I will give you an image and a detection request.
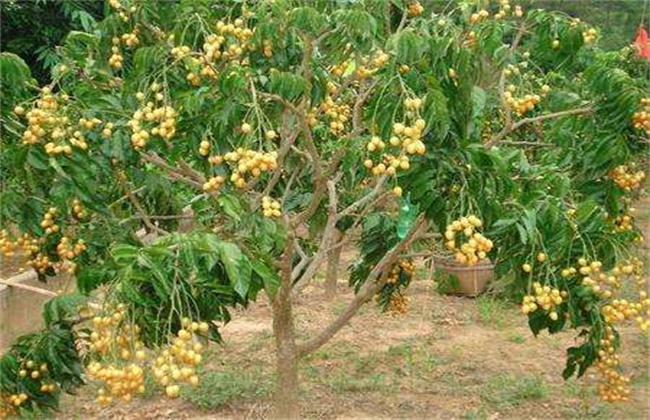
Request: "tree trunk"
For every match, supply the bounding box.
[272,238,300,419]
[324,229,343,300]
[272,300,299,419]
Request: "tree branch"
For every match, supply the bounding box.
[292,179,339,292]
[485,107,592,149]
[117,172,168,235]
[142,152,204,189]
[297,216,428,356]
[340,176,388,217]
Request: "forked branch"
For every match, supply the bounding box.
[297,215,428,356]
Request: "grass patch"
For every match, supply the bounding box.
[182,369,272,408]
[507,332,526,344]
[475,295,514,329]
[480,374,547,409]
[325,370,391,393]
[463,406,489,420]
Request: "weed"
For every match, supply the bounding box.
[480,374,547,409]
[463,406,489,420]
[182,369,272,408]
[507,332,526,344]
[325,370,390,393]
[475,295,513,329]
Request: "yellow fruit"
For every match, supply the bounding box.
[392,186,403,197]
[522,263,532,273]
[165,385,180,398]
[537,252,547,262]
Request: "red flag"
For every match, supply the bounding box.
[634,26,650,61]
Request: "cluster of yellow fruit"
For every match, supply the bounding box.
[577,258,649,328]
[87,362,145,404]
[19,87,64,146]
[392,119,427,155]
[86,305,147,404]
[261,196,282,218]
[213,19,253,60]
[174,18,253,85]
[602,297,650,331]
[121,31,140,48]
[582,27,598,44]
[40,207,60,236]
[354,50,391,79]
[469,9,490,24]
[170,44,192,60]
[407,1,424,17]
[17,87,109,155]
[56,237,86,261]
[503,84,542,116]
[362,111,427,177]
[0,231,38,258]
[0,393,28,416]
[70,198,88,219]
[321,94,351,135]
[493,0,523,19]
[608,165,646,191]
[152,319,209,398]
[614,213,634,232]
[363,152,410,177]
[56,129,88,153]
[521,282,567,320]
[108,0,134,22]
[0,361,57,416]
[198,140,211,157]
[330,61,349,77]
[632,98,650,135]
[444,216,493,266]
[595,325,630,402]
[18,360,50,381]
[222,148,278,188]
[27,253,54,275]
[387,293,409,315]
[128,87,177,148]
[386,259,416,285]
[109,38,124,69]
[404,97,423,111]
[89,312,145,357]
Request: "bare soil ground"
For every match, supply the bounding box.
[56,278,649,419]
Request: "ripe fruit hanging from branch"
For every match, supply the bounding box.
[0,1,648,418]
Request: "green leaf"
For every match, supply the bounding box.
[42,293,88,326]
[215,242,252,299]
[251,259,279,297]
[471,86,487,120]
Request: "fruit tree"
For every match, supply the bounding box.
[0,0,648,418]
